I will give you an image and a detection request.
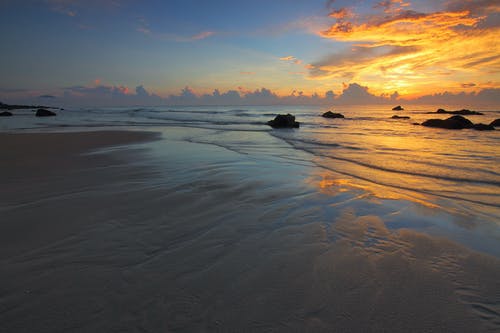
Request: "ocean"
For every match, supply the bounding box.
[1,104,500,331]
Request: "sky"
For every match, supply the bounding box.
[0,0,499,106]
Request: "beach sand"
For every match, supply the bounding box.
[0,131,160,259]
[1,129,499,332]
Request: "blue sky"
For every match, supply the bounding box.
[1,1,330,92]
[0,0,499,105]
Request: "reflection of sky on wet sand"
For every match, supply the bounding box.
[306,170,500,259]
[2,128,500,332]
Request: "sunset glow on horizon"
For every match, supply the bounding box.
[0,0,498,106]
[314,0,500,97]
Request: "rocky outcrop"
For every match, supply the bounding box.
[35,108,57,117]
[267,114,299,128]
[490,119,500,127]
[433,108,483,115]
[322,111,344,119]
[391,115,410,119]
[392,105,404,111]
[422,115,494,130]
[422,115,473,129]
[0,111,13,116]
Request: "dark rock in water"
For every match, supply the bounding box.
[422,119,458,129]
[1,102,54,110]
[422,115,473,129]
[456,109,483,115]
[421,115,493,131]
[473,123,495,131]
[391,115,410,119]
[392,105,404,111]
[36,108,56,117]
[447,115,474,127]
[490,119,500,127]
[412,122,420,125]
[267,114,299,128]
[435,108,483,115]
[322,111,344,119]
[0,111,13,116]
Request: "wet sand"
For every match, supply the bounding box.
[0,131,160,259]
[1,129,499,332]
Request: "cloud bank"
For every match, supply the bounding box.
[2,83,499,107]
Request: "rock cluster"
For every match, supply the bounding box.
[432,108,483,115]
[422,115,494,130]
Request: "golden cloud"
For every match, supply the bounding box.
[280,55,304,65]
[312,1,500,96]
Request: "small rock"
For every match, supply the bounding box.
[322,111,345,119]
[490,119,500,127]
[392,105,404,111]
[267,114,299,128]
[35,108,56,117]
[391,115,410,119]
[0,111,13,116]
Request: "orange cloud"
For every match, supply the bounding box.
[329,8,352,19]
[311,1,500,96]
[322,11,481,44]
[280,55,303,65]
[374,0,410,14]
